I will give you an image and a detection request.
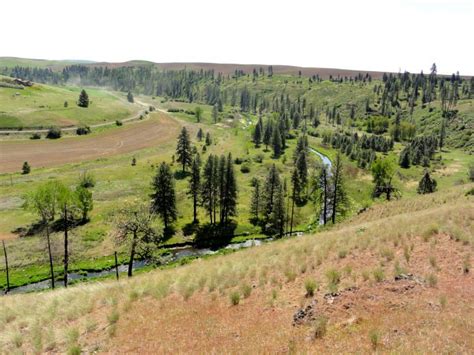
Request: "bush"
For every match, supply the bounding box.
[369,329,380,350]
[230,291,240,305]
[234,157,244,165]
[46,126,61,139]
[115,120,123,126]
[30,133,41,140]
[427,273,438,287]
[304,278,318,297]
[21,161,31,175]
[312,316,328,339]
[254,154,264,163]
[373,267,385,282]
[240,164,250,173]
[241,283,252,298]
[79,171,95,188]
[76,126,91,135]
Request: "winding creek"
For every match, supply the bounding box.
[4,149,332,295]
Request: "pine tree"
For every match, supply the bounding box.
[212,104,218,123]
[78,89,89,108]
[331,154,349,223]
[439,118,446,151]
[188,154,201,223]
[263,164,281,222]
[263,120,273,150]
[272,124,282,158]
[127,91,134,103]
[417,171,437,194]
[195,106,203,123]
[176,127,192,172]
[205,132,212,146]
[399,147,411,169]
[197,128,203,142]
[201,155,219,224]
[221,153,237,223]
[253,117,263,147]
[270,184,286,238]
[250,178,261,223]
[151,162,177,234]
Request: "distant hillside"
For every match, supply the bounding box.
[0,57,96,69]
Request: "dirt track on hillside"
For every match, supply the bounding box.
[0,112,180,173]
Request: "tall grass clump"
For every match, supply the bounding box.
[304,278,318,297]
[325,268,341,293]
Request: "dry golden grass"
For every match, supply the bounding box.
[0,184,472,353]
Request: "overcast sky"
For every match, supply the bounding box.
[2,0,473,74]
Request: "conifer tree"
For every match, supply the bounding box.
[253,117,263,147]
[197,128,203,142]
[151,162,177,234]
[127,91,134,103]
[272,124,282,158]
[263,120,273,150]
[263,164,281,222]
[270,184,286,238]
[78,89,89,108]
[212,104,218,123]
[205,132,212,146]
[176,127,192,172]
[201,155,219,224]
[250,178,261,223]
[188,154,201,223]
[331,154,349,223]
[417,171,437,194]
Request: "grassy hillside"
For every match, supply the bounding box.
[0,77,139,129]
[0,57,94,69]
[0,184,471,353]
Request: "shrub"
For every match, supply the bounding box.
[369,329,380,350]
[304,279,318,297]
[241,284,252,298]
[240,164,250,173]
[30,132,41,140]
[76,126,91,135]
[79,171,95,188]
[373,267,385,282]
[46,126,61,139]
[285,269,297,282]
[21,161,31,175]
[254,154,264,163]
[427,273,437,287]
[230,291,240,305]
[325,268,341,286]
[115,120,123,126]
[338,249,347,259]
[312,316,328,339]
[234,157,244,165]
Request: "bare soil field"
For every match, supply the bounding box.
[0,112,180,173]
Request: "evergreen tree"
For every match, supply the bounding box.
[417,171,437,194]
[78,89,89,108]
[263,120,273,150]
[270,184,286,238]
[201,155,219,224]
[188,154,201,223]
[197,128,203,142]
[399,147,411,168]
[313,165,330,225]
[205,132,212,146]
[176,127,192,172]
[263,164,281,222]
[272,124,282,158]
[151,162,177,234]
[371,158,399,201]
[253,117,263,147]
[331,154,349,223]
[212,104,218,123]
[195,106,203,123]
[250,178,261,223]
[220,153,237,223]
[127,91,134,103]
[439,118,446,151]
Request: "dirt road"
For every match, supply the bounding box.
[0,112,180,173]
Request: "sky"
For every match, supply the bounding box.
[2,0,473,75]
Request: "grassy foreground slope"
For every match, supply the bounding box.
[0,184,472,353]
[0,76,138,129]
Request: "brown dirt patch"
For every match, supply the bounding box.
[0,112,181,173]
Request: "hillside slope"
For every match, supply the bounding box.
[0,184,472,353]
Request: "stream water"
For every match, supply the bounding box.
[5,149,333,296]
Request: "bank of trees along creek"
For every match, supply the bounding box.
[3,62,469,293]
